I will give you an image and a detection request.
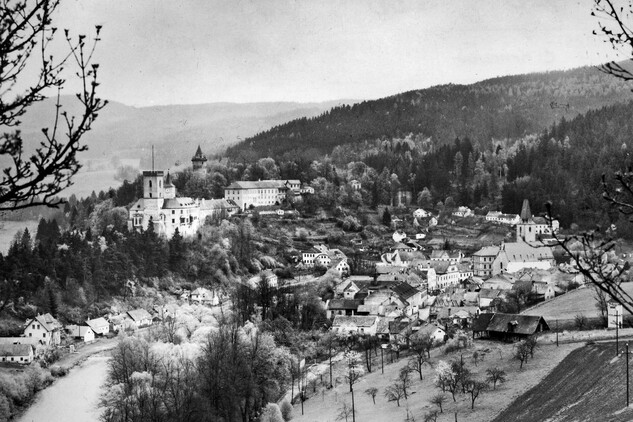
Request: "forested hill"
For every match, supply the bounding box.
[226,65,633,161]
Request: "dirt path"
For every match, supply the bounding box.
[55,337,118,368]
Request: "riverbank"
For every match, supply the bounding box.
[18,353,111,422]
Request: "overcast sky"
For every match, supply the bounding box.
[50,0,618,106]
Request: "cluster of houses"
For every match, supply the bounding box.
[321,199,571,345]
[300,244,351,275]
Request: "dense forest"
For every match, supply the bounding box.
[226,65,633,161]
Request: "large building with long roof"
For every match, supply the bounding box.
[224,179,301,210]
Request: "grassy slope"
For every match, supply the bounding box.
[522,284,633,320]
[493,342,633,422]
[292,341,580,422]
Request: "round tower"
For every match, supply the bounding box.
[192,145,207,174]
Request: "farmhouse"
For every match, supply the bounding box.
[66,325,95,343]
[24,313,62,347]
[0,344,34,364]
[86,317,110,336]
[127,309,153,328]
[331,315,378,336]
[472,313,549,341]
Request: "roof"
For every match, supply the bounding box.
[428,261,450,274]
[327,299,362,310]
[27,313,61,332]
[162,197,197,209]
[332,315,378,328]
[0,344,32,357]
[501,242,554,262]
[127,309,152,322]
[225,180,295,190]
[67,325,93,338]
[471,313,495,332]
[485,313,549,335]
[479,288,502,299]
[200,199,240,210]
[473,246,500,257]
[86,317,109,331]
[192,145,207,162]
[416,324,445,337]
[520,199,532,222]
[390,282,420,300]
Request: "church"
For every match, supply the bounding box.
[127,147,239,238]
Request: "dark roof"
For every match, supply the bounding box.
[0,344,32,357]
[127,309,152,322]
[471,313,495,332]
[164,171,174,187]
[327,299,362,310]
[390,282,419,300]
[192,145,207,162]
[520,199,532,222]
[485,313,549,335]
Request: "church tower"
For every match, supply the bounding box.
[516,199,536,243]
[192,145,207,174]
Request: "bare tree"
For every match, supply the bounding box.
[430,393,446,413]
[384,383,406,407]
[594,285,609,325]
[525,335,539,359]
[485,367,506,390]
[344,351,364,422]
[514,340,530,369]
[0,0,106,211]
[335,402,354,422]
[423,411,438,422]
[364,387,378,405]
[398,365,413,400]
[592,0,633,83]
[465,379,488,409]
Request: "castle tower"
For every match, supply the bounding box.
[517,199,536,243]
[164,171,176,199]
[192,145,207,174]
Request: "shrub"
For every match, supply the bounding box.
[50,365,68,377]
[280,399,293,421]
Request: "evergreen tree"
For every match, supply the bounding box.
[382,207,392,226]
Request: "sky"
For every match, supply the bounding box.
[46,0,620,106]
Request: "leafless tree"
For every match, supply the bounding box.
[514,340,530,369]
[465,379,488,409]
[423,411,438,422]
[592,0,633,83]
[0,0,106,211]
[364,387,378,405]
[485,367,506,390]
[384,383,406,407]
[430,393,446,413]
[335,402,354,422]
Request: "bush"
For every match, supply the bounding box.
[280,399,293,421]
[50,365,68,377]
[574,314,588,331]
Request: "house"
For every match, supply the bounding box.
[427,261,461,289]
[394,189,413,207]
[326,299,362,318]
[437,306,480,326]
[127,309,153,328]
[0,344,34,364]
[532,281,556,301]
[24,313,62,347]
[349,179,362,191]
[472,312,550,341]
[473,245,500,278]
[392,230,407,243]
[485,211,520,225]
[86,317,110,336]
[413,209,432,219]
[493,242,555,274]
[452,206,474,218]
[66,325,95,343]
[415,324,446,344]
[190,287,221,305]
[109,313,134,332]
[481,274,515,290]
[331,315,378,336]
[478,288,503,309]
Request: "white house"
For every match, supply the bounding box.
[190,287,221,305]
[127,309,153,328]
[66,325,95,343]
[452,206,474,218]
[24,313,62,347]
[331,315,378,336]
[86,317,110,336]
[415,324,446,345]
[413,209,431,219]
[0,344,34,364]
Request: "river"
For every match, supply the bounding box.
[19,355,110,422]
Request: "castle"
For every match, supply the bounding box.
[127,146,238,238]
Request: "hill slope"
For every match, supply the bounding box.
[227,65,633,160]
[493,342,633,422]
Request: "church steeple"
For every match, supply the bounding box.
[520,199,532,222]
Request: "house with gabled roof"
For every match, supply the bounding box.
[331,315,378,336]
[127,309,153,328]
[326,299,362,319]
[472,312,549,341]
[473,245,500,278]
[86,317,110,336]
[66,325,95,343]
[0,344,34,364]
[24,313,62,347]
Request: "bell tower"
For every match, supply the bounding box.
[192,145,207,174]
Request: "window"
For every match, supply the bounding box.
[29,333,32,337]
[43,333,46,337]
[149,180,152,188]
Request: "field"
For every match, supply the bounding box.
[0,220,39,254]
[493,342,633,422]
[522,284,633,321]
[292,340,581,422]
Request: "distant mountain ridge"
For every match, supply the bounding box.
[15,97,359,170]
[226,64,633,160]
